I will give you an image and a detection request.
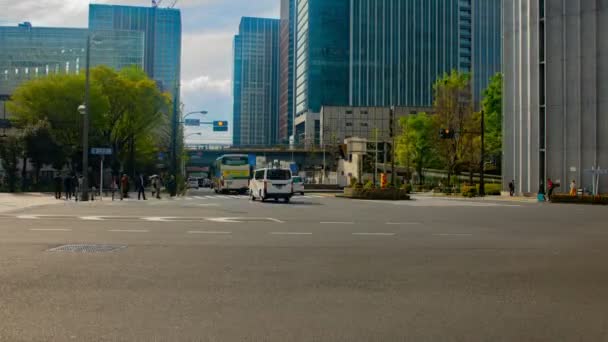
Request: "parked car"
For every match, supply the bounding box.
[187,177,199,189]
[249,168,293,203]
[292,176,305,195]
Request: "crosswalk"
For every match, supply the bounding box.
[181,195,327,201]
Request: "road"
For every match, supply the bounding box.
[0,189,607,341]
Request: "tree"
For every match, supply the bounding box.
[22,119,64,183]
[482,73,503,168]
[432,70,474,186]
[0,136,23,192]
[396,112,436,184]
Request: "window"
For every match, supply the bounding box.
[267,169,291,180]
[254,170,265,180]
[345,110,353,115]
[346,122,353,127]
[360,122,368,127]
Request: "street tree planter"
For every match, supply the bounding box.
[343,187,410,201]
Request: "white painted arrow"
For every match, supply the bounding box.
[141,217,177,222]
[80,216,105,221]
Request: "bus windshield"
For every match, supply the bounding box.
[221,156,248,166]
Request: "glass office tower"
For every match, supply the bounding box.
[232,17,280,146]
[88,4,182,102]
[279,0,295,144]
[0,22,144,100]
[349,0,500,108]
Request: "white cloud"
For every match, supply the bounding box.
[182,75,231,95]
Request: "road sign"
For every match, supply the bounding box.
[184,119,201,126]
[213,121,228,132]
[90,147,112,155]
[0,119,11,129]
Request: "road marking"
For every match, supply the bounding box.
[80,216,105,221]
[267,218,285,223]
[141,217,177,222]
[320,221,354,225]
[385,222,421,225]
[29,228,72,232]
[194,203,220,207]
[270,232,312,235]
[230,195,242,199]
[434,233,473,237]
[17,215,41,220]
[194,196,206,199]
[204,196,216,199]
[188,231,232,235]
[108,229,149,233]
[352,232,395,236]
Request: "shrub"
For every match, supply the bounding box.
[461,185,478,197]
[363,180,375,190]
[550,193,608,205]
[349,177,358,187]
[401,183,413,194]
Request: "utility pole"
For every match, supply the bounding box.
[171,83,179,179]
[373,127,378,186]
[390,106,396,187]
[80,35,92,202]
[479,110,485,196]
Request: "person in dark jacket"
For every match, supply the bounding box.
[53,173,62,199]
[64,175,72,200]
[136,173,147,200]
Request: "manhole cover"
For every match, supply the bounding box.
[47,244,127,253]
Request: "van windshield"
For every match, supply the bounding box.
[267,169,291,180]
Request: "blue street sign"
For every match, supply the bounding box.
[91,147,112,155]
[213,120,228,132]
[0,119,11,129]
[184,119,201,126]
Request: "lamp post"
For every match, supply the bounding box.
[77,34,97,201]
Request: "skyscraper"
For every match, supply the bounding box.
[503,0,608,194]
[88,4,182,102]
[232,17,280,146]
[293,0,350,144]
[279,0,295,144]
[349,0,500,108]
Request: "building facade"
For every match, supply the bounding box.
[293,0,350,145]
[503,0,608,194]
[320,106,431,145]
[279,0,295,144]
[88,4,182,102]
[349,0,500,108]
[0,22,144,119]
[232,17,280,146]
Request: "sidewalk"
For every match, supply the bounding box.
[410,192,539,203]
[0,193,63,213]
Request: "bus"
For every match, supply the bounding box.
[213,154,251,194]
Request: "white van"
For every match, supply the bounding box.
[249,168,293,203]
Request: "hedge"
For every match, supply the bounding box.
[343,187,410,201]
[550,193,608,205]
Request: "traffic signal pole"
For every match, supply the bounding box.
[479,110,485,196]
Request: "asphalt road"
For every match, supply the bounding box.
[0,189,607,341]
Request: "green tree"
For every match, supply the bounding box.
[432,70,474,186]
[0,136,23,192]
[482,73,503,167]
[397,112,436,184]
[22,119,64,183]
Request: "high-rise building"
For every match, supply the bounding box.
[0,22,144,119]
[293,0,350,145]
[278,0,295,144]
[232,17,280,146]
[349,0,500,108]
[88,4,182,102]
[503,0,608,194]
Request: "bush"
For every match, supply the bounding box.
[363,180,375,190]
[349,177,358,187]
[482,183,502,195]
[461,185,478,197]
[401,183,413,194]
[550,194,608,205]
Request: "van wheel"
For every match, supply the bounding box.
[274,198,279,202]
[250,191,255,201]
[284,197,290,203]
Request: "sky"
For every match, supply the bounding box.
[0,0,280,145]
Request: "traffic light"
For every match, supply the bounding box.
[213,121,228,132]
[439,128,455,139]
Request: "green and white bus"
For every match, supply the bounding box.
[213,154,250,194]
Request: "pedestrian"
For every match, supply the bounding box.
[111,177,118,201]
[569,179,577,196]
[508,180,515,197]
[547,178,554,201]
[537,182,546,202]
[64,175,72,200]
[120,174,129,200]
[71,174,78,200]
[53,173,62,199]
[76,175,84,202]
[168,175,177,197]
[137,173,147,200]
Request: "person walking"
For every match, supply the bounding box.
[137,173,147,200]
[547,178,554,201]
[120,174,129,200]
[569,180,577,196]
[508,180,515,197]
[110,177,118,201]
[53,173,62,199]
[168,175,177,197]
[64,175,72,200]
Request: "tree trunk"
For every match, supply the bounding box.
[21,156,27,192]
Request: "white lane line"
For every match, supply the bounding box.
[80,216,105,221]
[29,228,72,232]
[434,233,473,237]
[108,229,149,233]
[230,196,241,199]
[352,232,395,236]
[320,221,354,225]
[270,232,312,235]
[141,217,177,222]
[309,195,324,198]
[194,196,206,199]
[204,196,216,199]
[386,222,421,225]
[267,218,285,223]
[17,215,41,220]
[185,197,195,200]
[188,231,232,235]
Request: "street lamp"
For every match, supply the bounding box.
[78,33,102,202]
[182,110,208,121]
[185,132,202,139]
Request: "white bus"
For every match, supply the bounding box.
[213,154,251,194]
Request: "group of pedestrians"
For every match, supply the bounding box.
[53,173,82,201]
[508,178,578,202]
[108,173,178,201]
